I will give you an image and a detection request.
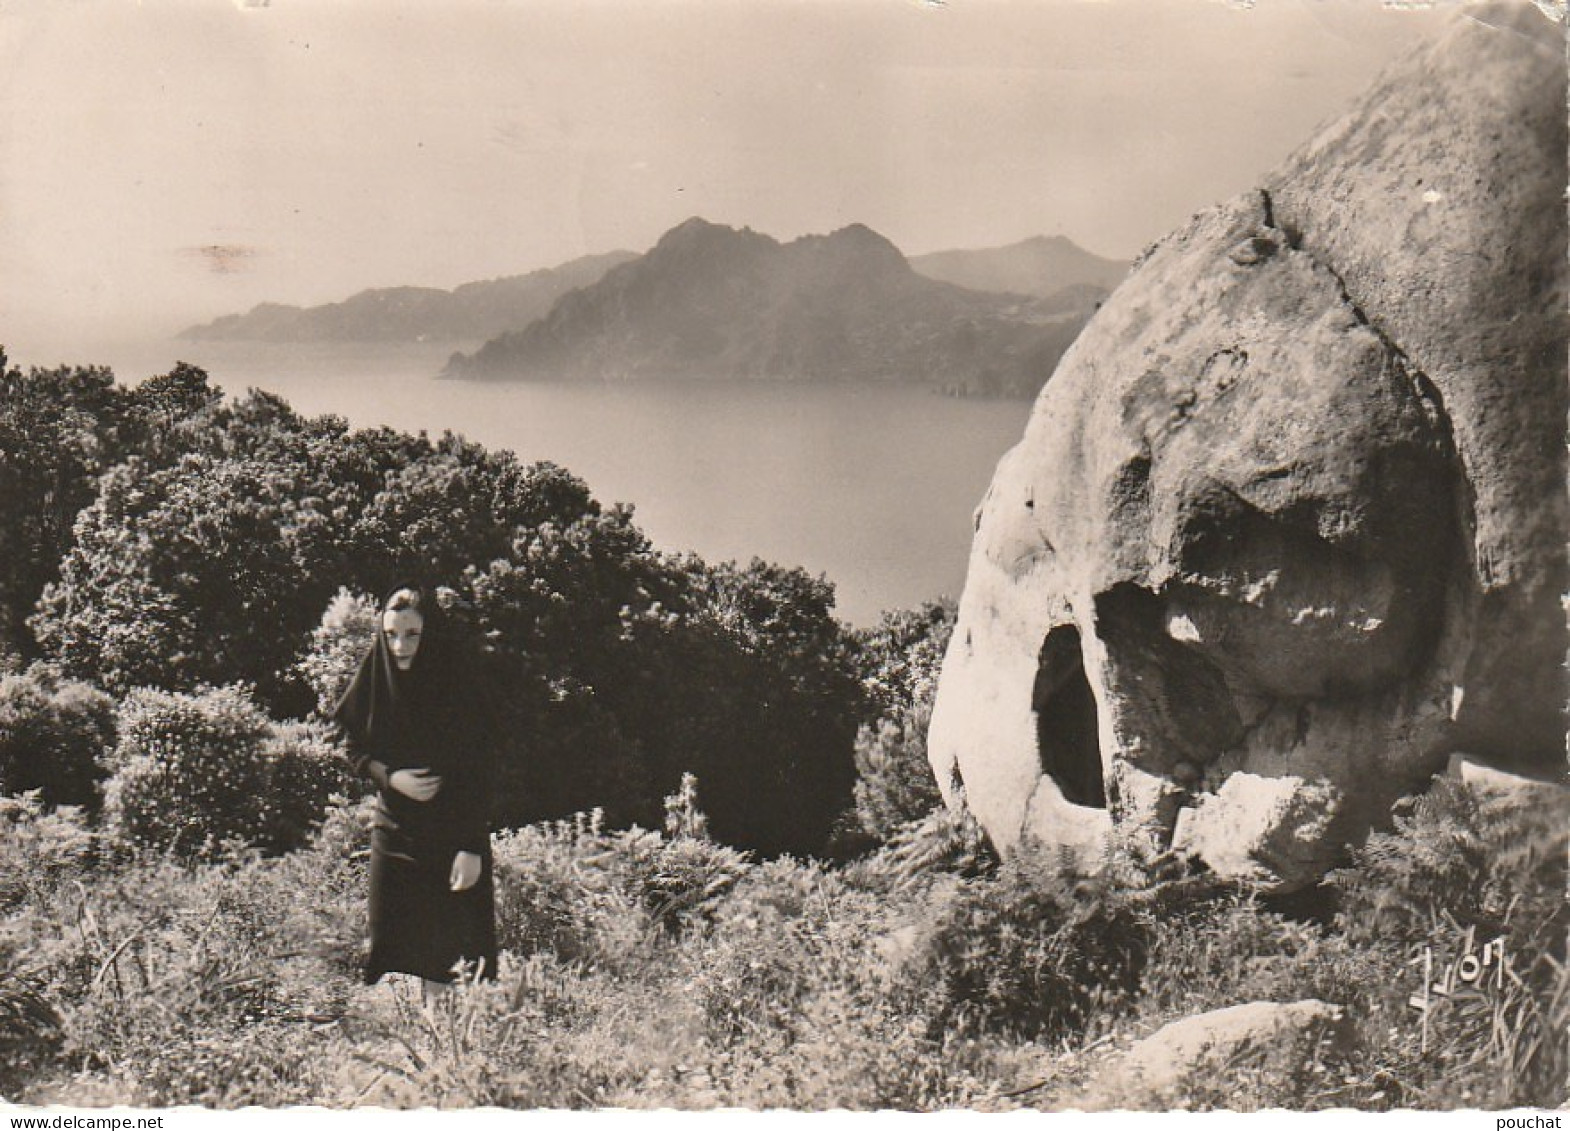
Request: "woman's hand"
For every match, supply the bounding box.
[388,767,442,801]
[450,851,482,892]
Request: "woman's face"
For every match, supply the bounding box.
[382,607,425,671]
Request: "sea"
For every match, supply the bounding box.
[13,339,1036,627]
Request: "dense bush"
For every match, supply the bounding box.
[690,857,881,1049]
[852,700,943,842]
[4,800,370,1107]
[676,559,865,857]
[297,588,379,718]
[0,663,116,809]
[566,556,865,856]
[1334,776,1567,951]
[0,967,62,1099]
[103,685,351,860]
[854,599,956,714]
[0,792,99,912]
[255,720,357,855]
[32,393,464,714]
[491,811,649,970]
[103,686,275,858]
[850,601,954,840]
[12,361,870,857]
[491,781,751,973]
[430,506,675,831]
[0,356,236,661]
[896,848,1156,1043]
[841,804,997,896]
[0,354,135,658]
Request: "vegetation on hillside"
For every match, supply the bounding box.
[0,772,1561,1109]
[0,347,1562,1110]
[2,349,940,858]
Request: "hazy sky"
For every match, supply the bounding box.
[2,0,1451,354]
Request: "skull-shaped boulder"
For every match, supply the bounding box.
[928,2,1567,891]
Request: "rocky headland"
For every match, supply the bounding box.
[442,219,1110,397]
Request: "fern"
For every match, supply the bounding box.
[847,806,998,895]
[1333,776,1565,946]
[1332,771,1569,1106]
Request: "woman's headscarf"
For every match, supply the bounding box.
[332,584,462,769]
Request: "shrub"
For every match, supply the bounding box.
[103,685,273,859]
[852,700,944,842]
[491,811,650,970]
[0,664,116,809]
[0,968,62,1099]
[691,857,883,1049]
[0,792,99,911]
[33,866,343,1106]
[297,588,378,718]
[617,826,751,938]
[31,453,323,711]
[1334,775,1567,950]
[4,796,373,1105]
[102,685,356,861]
[896,848,1155,1043]
[854,599,956,716]
[843,803,997,896]
[849,600,955,842]
[255,721,356,855]
[492,787,751,973]
[667,558,864,857]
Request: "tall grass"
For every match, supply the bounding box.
[2,767,1563,1110]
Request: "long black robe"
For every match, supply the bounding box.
[332,595,497,984]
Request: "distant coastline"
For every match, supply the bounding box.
[183,220,1124,400]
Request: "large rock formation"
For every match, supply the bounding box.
[927,2,1567,891]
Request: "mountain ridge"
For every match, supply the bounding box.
[909,235,1128,298]
[445,217,1107,397]
[178,251,639,343]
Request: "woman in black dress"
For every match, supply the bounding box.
[332,585,497,996]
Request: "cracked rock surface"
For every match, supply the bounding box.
[927,1,1567,891]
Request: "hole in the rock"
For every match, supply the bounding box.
[1032,624,1106,808]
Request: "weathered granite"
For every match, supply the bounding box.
[928,2,1567,891]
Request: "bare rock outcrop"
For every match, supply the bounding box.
[1075,1000,1350,1109]
[927,2,1567,891]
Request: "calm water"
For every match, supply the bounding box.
[26,340,1033,626]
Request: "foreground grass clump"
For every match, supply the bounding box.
[0,796,369,1105]
[1330,776,1569,1108]
[1109,773,1569,1111]
[0,768,1563,1110]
